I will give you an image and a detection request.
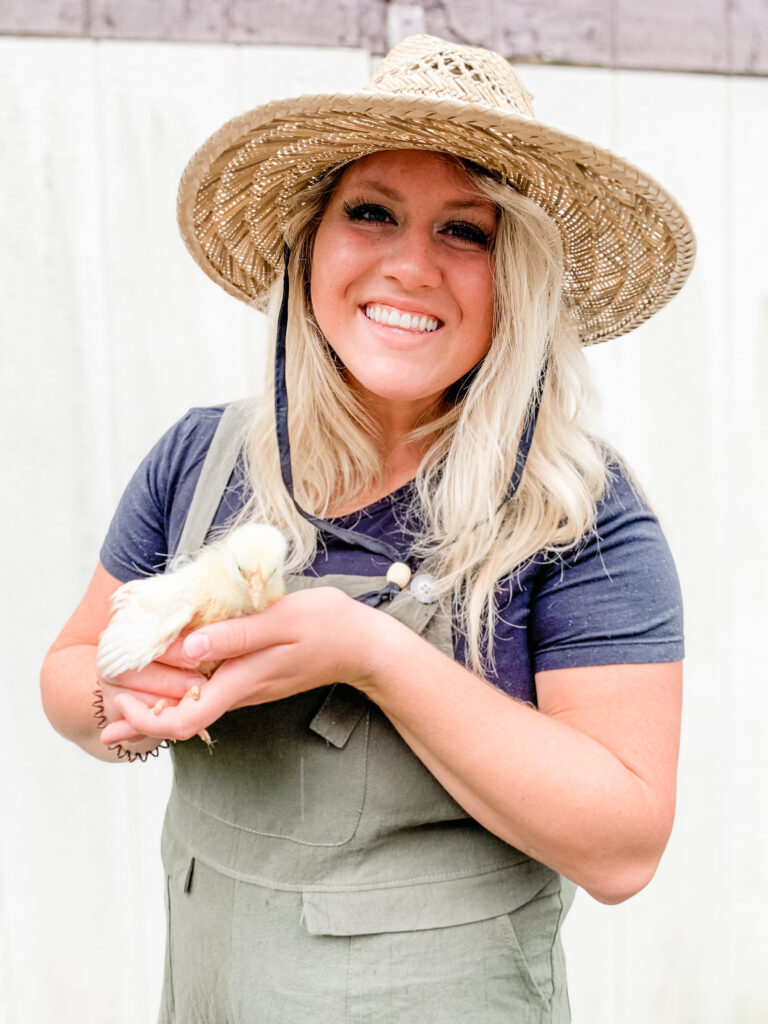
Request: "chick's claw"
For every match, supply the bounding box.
[179,683,213,748]
[149,688,211,749]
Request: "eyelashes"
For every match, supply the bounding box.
[342,199,493,248]
[343,200,393,225]
[444,220,492,247]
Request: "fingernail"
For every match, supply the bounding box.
[184,633,210,659]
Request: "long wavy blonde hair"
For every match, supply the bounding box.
[239,154,610,674]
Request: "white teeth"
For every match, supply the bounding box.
[364,304,439,333]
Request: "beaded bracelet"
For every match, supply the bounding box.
[92,687,168,763]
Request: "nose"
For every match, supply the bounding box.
[378,226,442,291]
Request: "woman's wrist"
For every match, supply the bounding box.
[92,685,166,763]
[343,601,417,700]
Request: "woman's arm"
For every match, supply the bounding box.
[102,587,681,902]
[364,632,681,906]
[40,563,203,762]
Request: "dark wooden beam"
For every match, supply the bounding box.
[1,0,766,75]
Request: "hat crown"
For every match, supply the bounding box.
[366,35,535,118]
[179,34,695,344]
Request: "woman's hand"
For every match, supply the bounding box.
[97,657,205,748]
[102,586,383,745]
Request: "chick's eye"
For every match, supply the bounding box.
[444,220,492,247]
[343,201,396,225]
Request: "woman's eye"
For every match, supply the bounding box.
[343,201,395,224]
[444,221,492,247]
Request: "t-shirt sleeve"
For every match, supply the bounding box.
[529,466,684,672]
[99,406,225,582]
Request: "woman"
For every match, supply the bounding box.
[41,35,694,1023]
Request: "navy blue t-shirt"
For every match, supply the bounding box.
[100,406,684,703]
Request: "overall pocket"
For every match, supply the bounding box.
[157,876,175,1024]
[493,874,571,1011]
[161,853,237,1024]
[344,915,554,1024]
[172,688,370,846]
[300,867,568,1023]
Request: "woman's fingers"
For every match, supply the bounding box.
[109,644,309,740]
[180,612,281,666]
[179,587,349,668]
[152,636,202,669]
[105,660,203,700]
[100,717,149,746]
[111,683,236,743]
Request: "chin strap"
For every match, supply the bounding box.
[503,358,548,504]
[273,244,547,604]
[275,245,404,606]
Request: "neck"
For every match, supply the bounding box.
[325,400,433,516]
[365,392,431,441]
[369,391,439,480]
[328,438,425,516]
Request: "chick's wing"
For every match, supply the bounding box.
[96,569,200,680]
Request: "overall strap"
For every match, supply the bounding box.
[169,396,425,612]
[170,399,255,567]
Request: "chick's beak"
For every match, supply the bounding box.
[246,568,265,609]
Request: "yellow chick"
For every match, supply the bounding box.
[97,523,287,744]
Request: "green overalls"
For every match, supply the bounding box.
[158,404,574,1023]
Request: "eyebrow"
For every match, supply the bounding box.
[348,178,494,215]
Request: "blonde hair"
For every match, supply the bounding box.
[240,156,609,675]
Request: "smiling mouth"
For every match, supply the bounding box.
[363,304,440,333]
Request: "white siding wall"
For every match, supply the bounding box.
[1,37,765,1023]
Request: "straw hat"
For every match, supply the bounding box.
[177,34,695,344]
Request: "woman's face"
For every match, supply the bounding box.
[310,150,496,425]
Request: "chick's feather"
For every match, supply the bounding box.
[97,524,288,681]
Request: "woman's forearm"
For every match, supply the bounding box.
[42,638,192,763]
[40,563,167,763]
[358,612,681,904]
[41,642,127,761]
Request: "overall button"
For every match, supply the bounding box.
[386,562,412,589]
[410,573,438,604]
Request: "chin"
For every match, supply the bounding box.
[348,371,442,407]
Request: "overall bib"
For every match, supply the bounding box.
[158,404,574,1024]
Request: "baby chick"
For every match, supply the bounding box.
[97,523,288,745]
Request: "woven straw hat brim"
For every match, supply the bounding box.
[178,89,696,345]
